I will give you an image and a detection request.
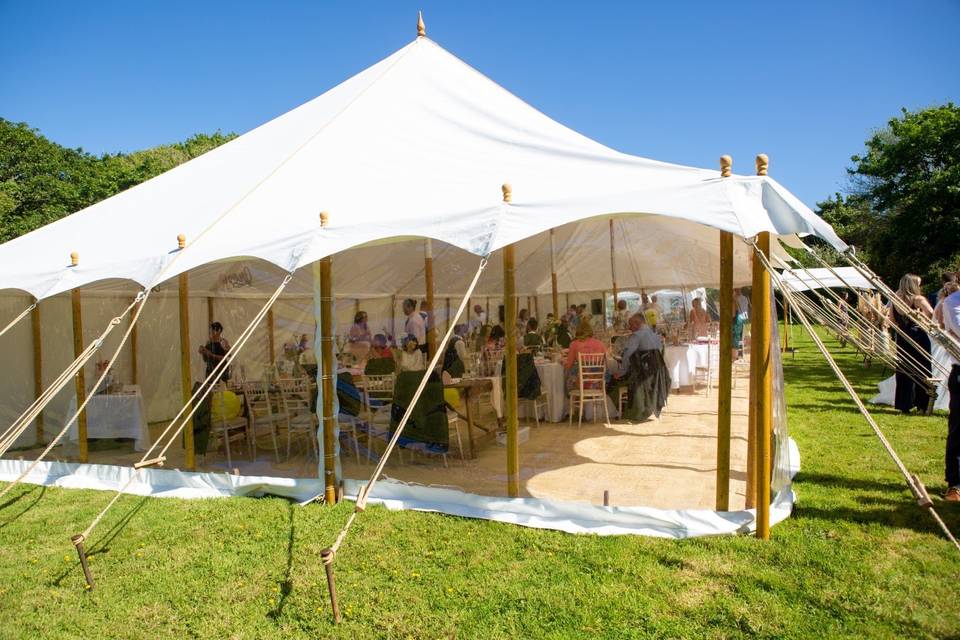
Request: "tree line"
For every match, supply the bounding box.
[1,105,958,291]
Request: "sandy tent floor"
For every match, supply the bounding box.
[8,368,751,510]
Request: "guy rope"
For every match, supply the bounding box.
[0,293,146,458]
[317,257,488,623]
[755,241,960,552]
[68,274,293,589]
[0,291,150,499]
[0,301,36,340]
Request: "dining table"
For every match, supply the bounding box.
[443,377,497,459]
[662,342,711,389]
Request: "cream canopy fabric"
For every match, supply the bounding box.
[0,35,845,300]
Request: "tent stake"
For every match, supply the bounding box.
[321,548,341,623]
[71,534,95,590]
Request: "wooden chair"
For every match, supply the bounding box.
[694,342,720,397]
[520,391,549,426]
[208,383,250,468]
[242,381,287,462]
[568,352,610,428]
[277,378,319,461]
[359,373,396,462]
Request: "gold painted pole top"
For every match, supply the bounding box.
[319,211,330,227]
[720,155,732,178]
[502,183,512,203]
[70,251,79,267]
[177,234,186,249]
[417,11,426,37]
[755,153,769,176]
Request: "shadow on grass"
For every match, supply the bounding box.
[50,496,150,587]
[0,485,46,529]
[268,501,296,621]
[793,471,960,536]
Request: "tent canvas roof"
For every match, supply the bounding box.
[0,35,844,301]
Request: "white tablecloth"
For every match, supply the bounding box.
[67,385,150,451]
[489,360,607,422]
[663,344,709,389]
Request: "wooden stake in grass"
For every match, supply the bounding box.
[71,534,94,590]
[320,548,341,623]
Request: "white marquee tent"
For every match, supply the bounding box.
[0,31,845,537]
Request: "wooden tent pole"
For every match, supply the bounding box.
[424,239,437,357]
[609,219,618,326]
[319,212,337,503]
[502,184,520,497]
[486,298,490,324]
[390,295,397,342]
[550,228,559,320]
[31,300,44,443]
[716,155,734,511]
[267,308,276,367]
[754,154,774,539]
[207,297,214,326]
[446,297,451,333]
[130,298,138,386]
[69,253,88,462]
[178,267,195,471]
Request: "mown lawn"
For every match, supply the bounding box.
[1,329,958,639]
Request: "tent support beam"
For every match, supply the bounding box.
[716,230,733,511]
[753,230,773,539]
[31,301,43,444]
[610,219,618,326]
[550,228,559,320]
[130,299,138,386]
[267,308,276,368]
[424,239,437,357]
[503,185,520,497]
[320,254,337,503]
[178,272,195,471]
[71,288,88,463]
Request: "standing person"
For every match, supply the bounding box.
[732,289,746,361]
[199,321,231,382]
[688,298,709,339]
[613,299,629,331]
[523,317,544,349]
[469,304,487,333]
[403,298,426,347]
[889,273,935,414]
[940,278,960,501]
[734,288,750,321]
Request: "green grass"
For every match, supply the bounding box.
[2,329,959,639]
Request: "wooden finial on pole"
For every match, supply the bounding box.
[719,155,732,178]
[755,153,769,176]
[70,252,79,267]
[502,183,512,203]
[177,234,186,249]
[319,211,330,227]
[417,11,426,37]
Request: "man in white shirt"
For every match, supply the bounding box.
[940,286,960,501]
[402,298,426,345]
[469,304,487,333]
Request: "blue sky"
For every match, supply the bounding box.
[1,1,958,208]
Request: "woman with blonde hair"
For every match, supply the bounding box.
[889,273,934,413]
[564,321,608,391]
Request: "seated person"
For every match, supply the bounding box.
[613,313,663,378]
[610,314,670,421]
[443,324,468,378]
[523,317,544,349]
[364,334,396,375]
[398,334,426,372]
[564,322,608,391]
[555,316,573,349]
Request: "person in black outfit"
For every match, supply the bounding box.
[888,274,935,414]
[199,321,231,382]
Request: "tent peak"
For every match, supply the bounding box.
[417,11,426,38]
